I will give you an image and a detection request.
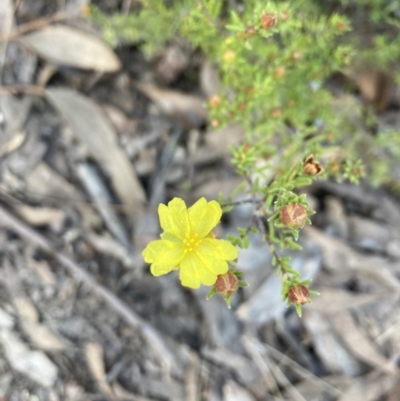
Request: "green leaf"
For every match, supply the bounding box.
[295,304,302,317]
[207,287,217,299]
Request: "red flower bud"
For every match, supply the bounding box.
[260,13,277,29]
[270,108,282,118]
[288,285,310,305]
[244,25,256,38]
[280,203,308,229]
[215,272,239,297]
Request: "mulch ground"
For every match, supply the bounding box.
[1,1,400,400]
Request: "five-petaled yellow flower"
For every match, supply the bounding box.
[142,197,238,288]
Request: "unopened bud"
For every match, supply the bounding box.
[288,285,310,305]
[336,20,347,31]
[270,108,282,118]
[291,51,302,61]
[245,25,256,38]
[209,95,222,109]
[274,66,286,79]
[215,272,239,297]
[280,203,308,229]
[238,102,246,111]
[303,155,323,176]
[211,119,220,127]
[260,13,277,29]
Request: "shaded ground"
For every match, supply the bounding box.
[1,1,400,401]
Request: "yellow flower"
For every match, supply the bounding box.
[142,197,238,288]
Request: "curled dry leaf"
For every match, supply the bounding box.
[23,25,121,72]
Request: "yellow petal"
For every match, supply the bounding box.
[188,198,222,238]
[142,239,184,266]
[195,248,228,276]
[199,238,238,260]
[160,232,181,242]
[181,251,221,287]
[179,255,202,288]
[207,259,229,276]
[159,198,190,240]
[150,262,175,277]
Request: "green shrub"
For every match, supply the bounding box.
[90,0,400,315]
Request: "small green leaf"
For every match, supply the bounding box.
[295,304,302,317]
[207,287,217,299]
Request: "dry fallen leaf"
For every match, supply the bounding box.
[204,123,245,156]
[200,59,220,97]
[27,162,101,228]
[223,380,256,401]
[0,94,32,150]
[15,204,65,226]
[2,262,66,352]
[308,287,388,313]
[338,372,397,401]
[85,342,115,400]
[23,25,121,72]
[138,83,207,128]
[0,130,26,157]
[303,309,362,376]
[330,311,398,375]
[46,88,146,213]
[347,68,392,112]
[0,329,58,387]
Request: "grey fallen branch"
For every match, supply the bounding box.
[0,205,182,378]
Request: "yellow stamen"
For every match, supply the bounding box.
[183,233,201,254]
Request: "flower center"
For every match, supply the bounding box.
[183,233,201,254]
